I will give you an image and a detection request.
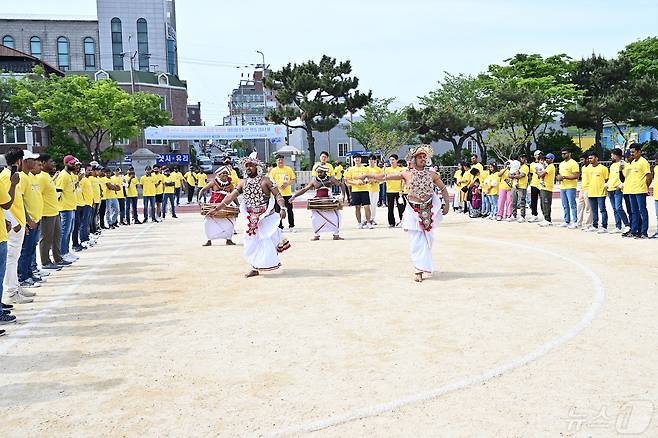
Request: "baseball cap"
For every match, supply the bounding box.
[533,150,543,156]
[546,153,555,159]
[63,155,79,165]
[23,150,40,160]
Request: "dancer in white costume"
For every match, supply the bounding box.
[212,154,290,277]
[359,145,450,282]
[289,165,344,241]
[199,166,237,247]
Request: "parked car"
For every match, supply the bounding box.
[197,156,213,173]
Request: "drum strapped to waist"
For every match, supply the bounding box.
[200,203,239,218]
[307,197,341,211]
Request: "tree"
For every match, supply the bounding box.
[619,38,658,131]
[479,54,581,155]
[0,75,38,134]
[345,97,415,156]
[486,127,529,162]
[535,128,579,157]
[407,74,492,162]
[44,128,92,165]
[264,55,372,164]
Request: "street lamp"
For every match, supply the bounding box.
[256,50,269,157]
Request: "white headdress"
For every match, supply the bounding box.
[238,152,265,176]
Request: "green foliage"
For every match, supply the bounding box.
[640,140,658,159]
[620,37,658,79]
[100,146,124,163]
[536,128,579,157]
[486,127,529,162]
[433,151,456,166]
[45,129,92,165]
[264,55,372,163]
[0,75,38,132]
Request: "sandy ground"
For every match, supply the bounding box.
[2,199,658,438]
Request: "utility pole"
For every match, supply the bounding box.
[256,50,269,159]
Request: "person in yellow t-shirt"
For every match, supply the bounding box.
[195,170,208,203]
[458,163,473,212]
[34,154,65,268]
[74,166,95,249]
[102,168,121,228]
[57,155,82,259]
[183,167,197,204]
[470,154,484,178]
[585,152,609,233]
[483,162,500,219]
[152,165,165,219]
[139,166,158,222]
[528,150,544,222]
[110,168,127,225]
[124,167,140,224]
[333,162,344,197]
[343,155,372,227]
[384,154,405,227]
[311,151,335,177]
[0,148,25,307]
[97,168,111,229]
[268,154,296,231]
[496,164,513,220]
[171,166,183,206]
[556,148,581,228]
[576,155,593,230]
[18,155,44,285]
[162,168,178,219]
[536,154,556,226]
[652,157,658,238]
[366,155,383,226]
[623,144,653,238]
[87,168,101,234]
[509,154,530,222]
[605,148,629,234]
[452,167,463,212]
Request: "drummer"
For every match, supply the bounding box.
[199,166,238,247]
[289,165,344,241]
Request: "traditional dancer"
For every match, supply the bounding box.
[212,153,290,278]
[289,164,344,241]
[360,145,450,282]
[199,166,238,247]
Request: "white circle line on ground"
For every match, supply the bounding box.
[268,235,606,437]
[0,223,156,356]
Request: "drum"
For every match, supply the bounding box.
[201,203,239,218]
[307,197,341,211]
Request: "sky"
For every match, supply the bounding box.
[3,0,658,125]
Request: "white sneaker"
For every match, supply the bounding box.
[289,228,296,233]
[506,217,515,222]
[568,224,577,230]
[517,216,526,223]
[559,223,570,228]
[20,287,37,297]
[622,226,631,233]
[597,228,608,234]
[357,223,364,230]
[371,220,378,226]
[610,228,622,234]
[10,292,33,304]
[538,220,549,227]
[63,254,78,262]
[587,227,597,232]
[37,270,50,277]
[367,222,374,229]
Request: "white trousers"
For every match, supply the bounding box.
[369,192,378,221]
[3,226,25,294]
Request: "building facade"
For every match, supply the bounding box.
[187,102,201,126]
[223,69,275,126]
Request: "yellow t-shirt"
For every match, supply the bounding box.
[529,162,540,188]
[75,179,84,207]
[540,163,556,192]
[268,166,296,197]
[478,169,490,185]
[587,164,608,198]
[654,165,658,201]
[36,172,59,217]
[110,175,125,199]
[485,173,500,196]
[104,177,117,199]
[558,159,579,189]
[56,169,78,211]
[89,176,101,204]
[0,174,11,243]
[80,177,94,206]
[230,169,240,186]
[499,170,512,191]
[515,164,530,189]
[344,165,369,192]
[98,177,110,200]
[334,165,344,180]
[172,171,183,188]
[164,175,176,194]
[125,176,139,197]
[24,172,44,223]
[460,170,474,188]
[195,172,207,188]
[154,173,165,195]
[384,166,404,193]
[367,166,383,192]
[140,175,157,197]
[472,163,484,177]
[581,164,591,192]
[624,157,651,195]
[607,162,623,192]
[453,169,463,189]
[184,171,196,186]
[312,162,334,177]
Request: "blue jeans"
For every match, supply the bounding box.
[60,209,75,256]
[560,188,577,224]
[127,197,139,223]
[588,196,608,229]
[73,207,83,247]
[18,222,39,282]
[175,187,181,205]
[607,189,629,230]
[162,193,176,218]
[105,198,119,226]
[0,241,7,305]
[629,194,649,235]
[143,196,157,221]
[488,194,499,218]
[80,205,93,242]
[482,194,491,216]
[118,198,126,223]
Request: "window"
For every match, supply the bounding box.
[83,37,96,70]
[30,37,42,59]
[1,126,26,144]
[338,142,349,157]
[467,139,477,155]
[137,18,149,71]
[166,37,176,75]
[159,95,167,111]
[57,37,70,71]
[111,18,124,70]
[146,139,166,145]
[2,35,14,48]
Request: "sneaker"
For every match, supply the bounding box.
[649,233,658,239]
[0,329,5,336]
[63,253,78,262]
[289,228,296,233]
[506,216,515,222]
[36,270,51,277]
[568,224,577,230]
[597,228,608,234]
[10,292,33,304]
[530,215,539,223]
[73,246,84,252]
[2,303,13,310]
[42,263,62,271]
[559,223,570,228]
[31,275,45,283]
[0,313,16,325]
[371,220,378,226]
[357,223,364,229]
[609,228,622,234]
[517,216,526,223]
[538,220,551,227]
[622,226,631,233]
[634,234,649,240]
[20,278,40,288]
[367,222,374,229]
[496,217,502,221]
[19,286,37,297]
[587,227,597,232]
[57,260,73,267]
[622,231,633,238]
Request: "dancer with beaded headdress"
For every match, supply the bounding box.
[358,145,450,282]
[199,166,238,247]
[212,153,290,277]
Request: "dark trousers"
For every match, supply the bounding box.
[539,190,552,222]
[386,193,405,226]
[629,194,649,235]
[163,193,176,218]
[187,185,194,203]
[90,203,99,233]
[99,200,107,228]
[530,186,540,216]
[118,198,126,223]
[175,187,181,205]
[73,206,83,247]
[18,222,39,282]
[80,205,92,242]
[127,197,138,223]
[39,215,62,265]
[275,195,295,229]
